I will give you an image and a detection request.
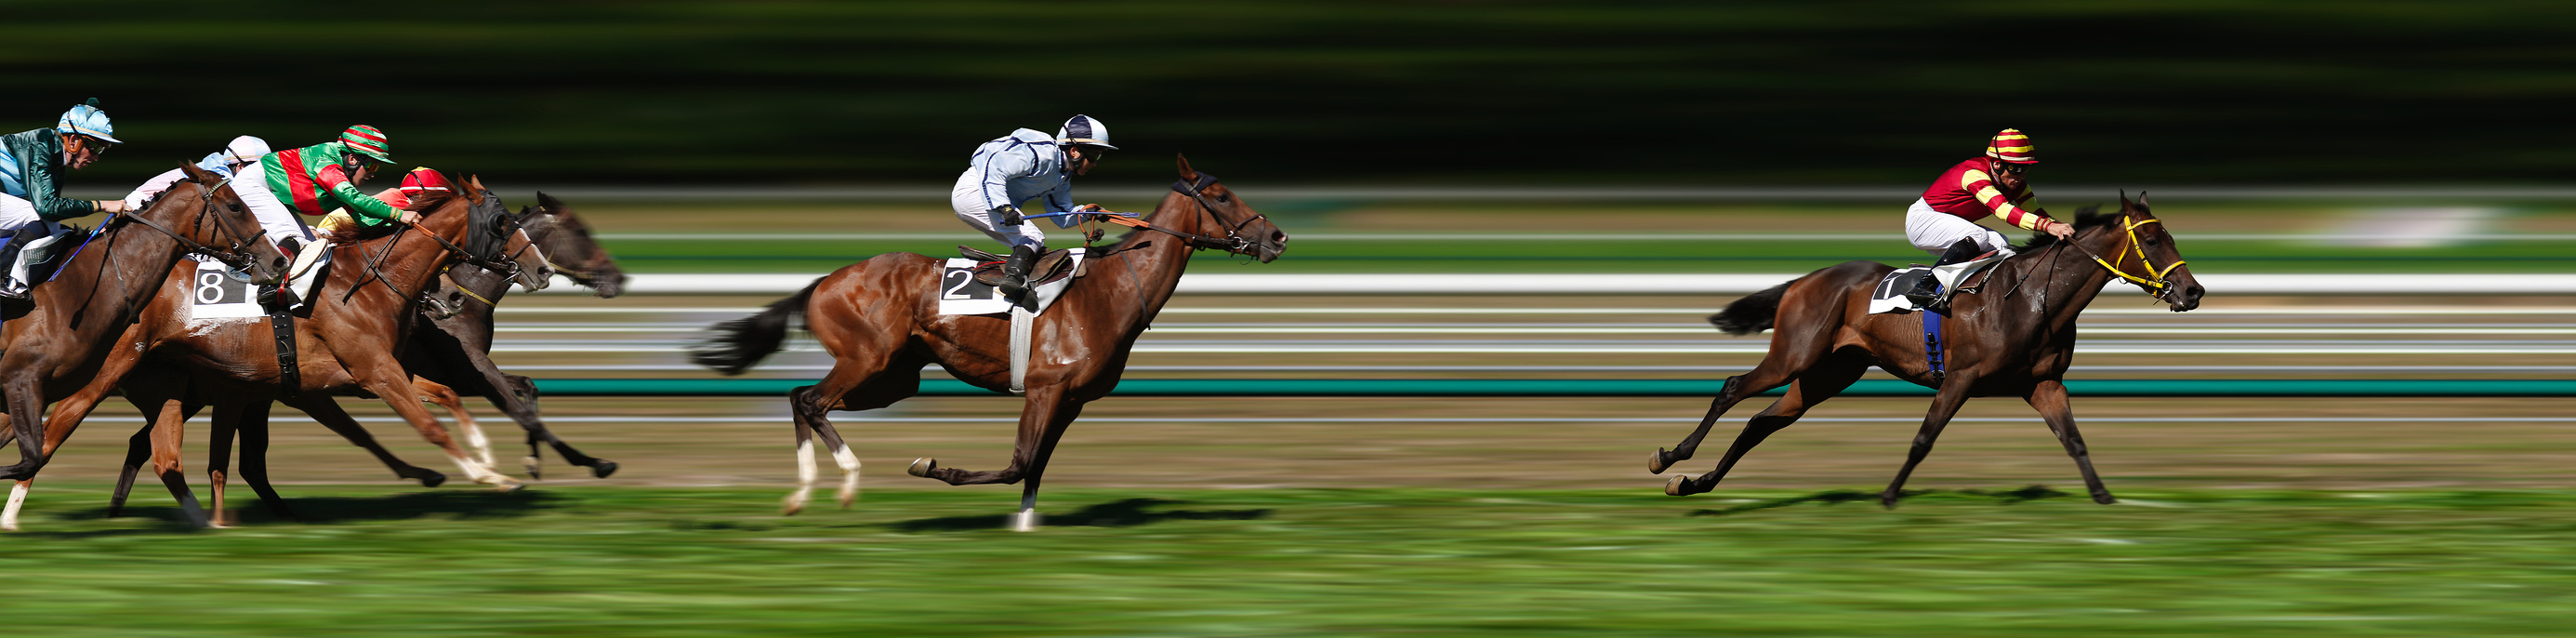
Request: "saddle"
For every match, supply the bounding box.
[958,246,1078,290]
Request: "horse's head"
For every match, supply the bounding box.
[1170,154,1287,262]
[2117,192,2201,312]
[462,176,554,291]
[522,192,625,297]
[166,162,287,286]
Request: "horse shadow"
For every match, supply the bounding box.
[35,489,561,536]
[892,498,1272,533]
[1687,485,2071,517]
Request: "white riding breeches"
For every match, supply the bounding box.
[951,182,1045,249]
[0,196,59,292]
[1905,198,2012,256]
[226,161,315,247]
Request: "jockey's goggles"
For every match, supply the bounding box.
[1996,162,2029,174]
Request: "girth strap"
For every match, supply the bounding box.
[269,295,300,395]
[1922,308,1948,383]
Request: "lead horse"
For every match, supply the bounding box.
[693,155,1288,530]
[1649,193,2203,507]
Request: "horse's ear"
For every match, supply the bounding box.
[1176,153,1199,181]
[2119,189,2134,212]
[178,161,215,183]
[465,175,489,204]
[536,191,566,214]
[2135,191,2150,209]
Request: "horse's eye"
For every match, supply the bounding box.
[1215,193,1231,203]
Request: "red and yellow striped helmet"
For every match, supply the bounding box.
[1986,128,2037,164]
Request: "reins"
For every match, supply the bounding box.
[1090,173,1269,258]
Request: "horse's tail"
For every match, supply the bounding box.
[689,278,820,376]
[1709,280,1793,336]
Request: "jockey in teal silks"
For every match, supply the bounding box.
[0,99,127,301]
[950,114,1116,295]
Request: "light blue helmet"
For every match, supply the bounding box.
[57,98,121,144]
[55,98,121,143]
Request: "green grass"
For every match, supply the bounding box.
[11,485,2576,635]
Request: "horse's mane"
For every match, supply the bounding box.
[2012,205,2116,251]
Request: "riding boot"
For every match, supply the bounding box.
[0,224,37,303]
[997,244,1040,297]
[1904,239,1984,310]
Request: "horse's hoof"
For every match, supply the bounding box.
[1663,475,1695,497]
[1880,494,1901,510]
[2094,493,2118,505]
[589,460,620,479]
[489,479,526,493]
[417,472,448,488]
[906,458,937,478]
[1646,448,1672,474]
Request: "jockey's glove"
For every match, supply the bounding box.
[993,205,1024,227]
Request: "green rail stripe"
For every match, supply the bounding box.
[531,379,2576,398]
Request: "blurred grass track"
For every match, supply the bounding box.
[8,485,2574,636]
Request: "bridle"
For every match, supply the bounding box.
[106,177,270,277]
[1093,173,1270,257]
[348,194,537,304]
[519,206,605,286]
[2069,214,2186,302]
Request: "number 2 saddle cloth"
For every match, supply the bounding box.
[936,246,1087,316]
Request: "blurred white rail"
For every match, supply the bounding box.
[535,272,2576,296]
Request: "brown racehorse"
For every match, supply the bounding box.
[0,165,284,487]
[76,191,627,520]
[1648,194,2203,508]
[13,175,548,528]
[398,192,627,480]
[693,155,1287,530]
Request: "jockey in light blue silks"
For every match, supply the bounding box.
[0,99,128,301]
[949,114,1116,295]
[122,135,271,210]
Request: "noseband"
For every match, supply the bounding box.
[2075,216,2186,301]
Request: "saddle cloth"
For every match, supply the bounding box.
[1868,251,2010,314]
[936,246,1085,316]
[186,259,263,320]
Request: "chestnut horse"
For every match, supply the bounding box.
[1648,194,2203,507]
[75,191,625,522]
[693,155,1287,530]
[9,175,548,528]
[0,165,284,485]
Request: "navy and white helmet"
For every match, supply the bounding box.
[1056,114,1117,151]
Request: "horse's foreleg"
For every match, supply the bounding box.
[1882,383,1974,509]
[413,377,493,469]
[358,368,518,491]
[106,422,152,517]
[1008,392,1084,532]
[288,396,448,488]
[205,397,238,527]
[1668,359,1866,497]
[231,399,294,521]
[141,393,208,528]
[2026,379,2115,504]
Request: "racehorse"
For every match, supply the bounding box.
[692,155,1287,530]
[1648,193,2202,508]
[399,192,627,480]
[0,164,284,485]
[71,192,626,522]
[11,174,548,528]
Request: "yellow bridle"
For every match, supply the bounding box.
[2089,217,2186,291]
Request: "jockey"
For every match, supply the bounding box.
[332,166,451,237]
[122,135,271,210]
[1902,128,2076,303]
[230,125,414,305]
[949,114,1116,295]
[0,99,127,301]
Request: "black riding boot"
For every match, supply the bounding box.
[1904,239,1984,309]
[997,244,1041,296]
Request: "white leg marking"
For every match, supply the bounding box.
[830,445,862,509]
[450,452,522,491]
[1012,508,1041,533]
[2,480,28,531]
[784,439,816,515]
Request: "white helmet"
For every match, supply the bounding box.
[220,135,271,166]
[1056,114,1117,150]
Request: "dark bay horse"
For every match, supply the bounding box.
[12,175,547,527]
[693,155,1287,529]
[1649,194,2202,508]
[402,192,627,480]
[0,165,284,492]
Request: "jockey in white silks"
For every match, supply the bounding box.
[122,135,271,210]
[949,114,1116,295]
[0,99,127,301]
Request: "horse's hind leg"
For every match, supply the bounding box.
[288,396,449,488]
[1652,316,1842,473]
[1666,353,1868,497]
[414,377,494,469]
[144,394,210,528]
[232,400,296,521]
[783,355,916,515]
[2026,379,2115,504]
[106,423,153,517]
[1882,382,1975,509]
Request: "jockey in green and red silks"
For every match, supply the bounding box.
[230,125,411,308]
